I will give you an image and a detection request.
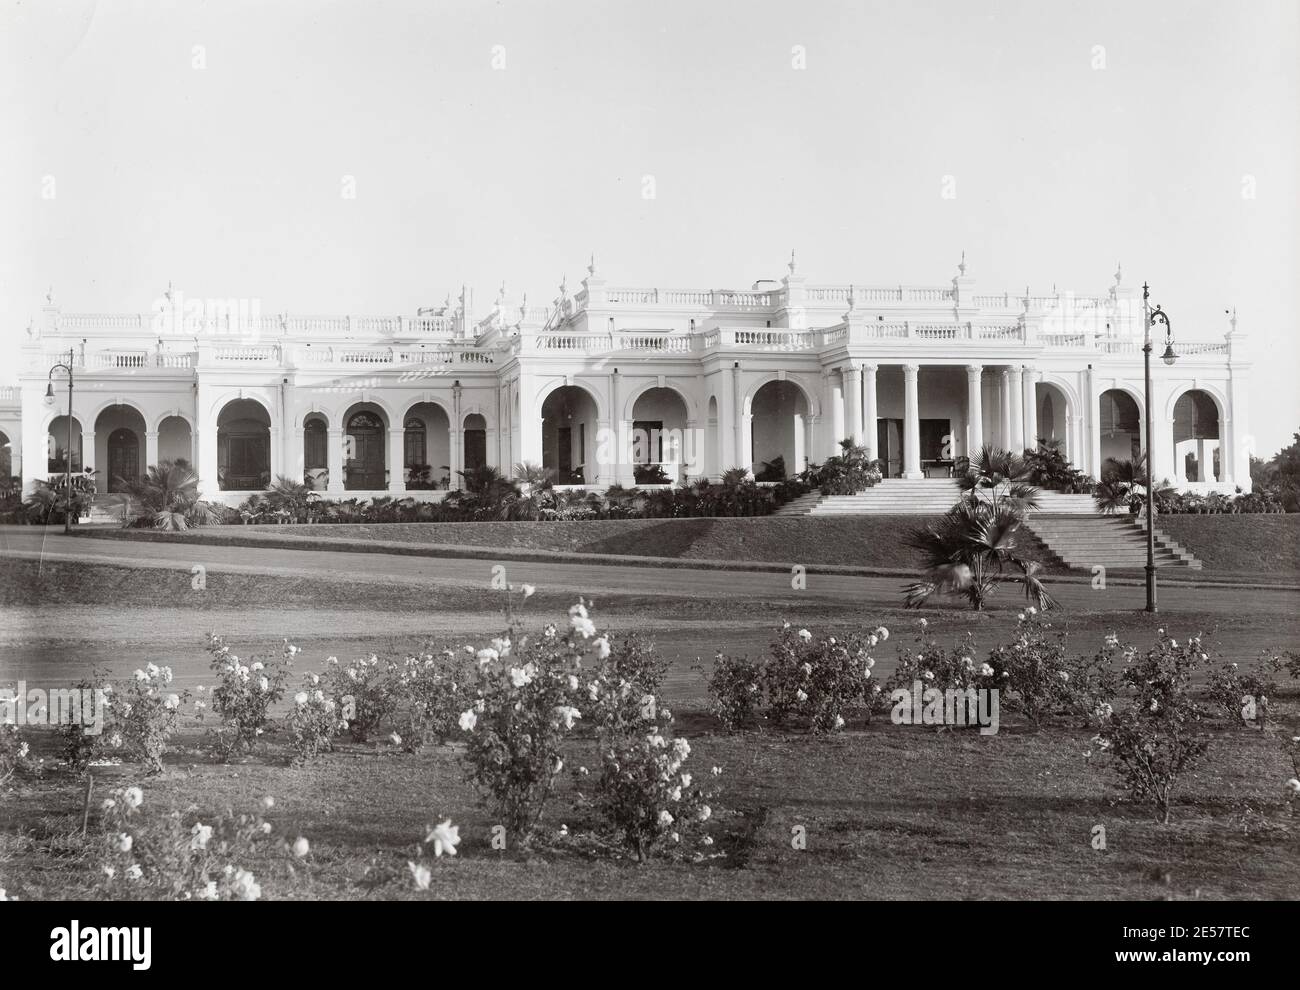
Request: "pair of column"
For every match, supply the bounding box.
[836,364,879,460]
[966,365,1036,458]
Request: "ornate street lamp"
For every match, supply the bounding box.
[45,349,76,535]
[1141,283,1176,612]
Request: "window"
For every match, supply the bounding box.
[403,416,426,467]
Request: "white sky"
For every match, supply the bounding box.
[1,0,1296,456]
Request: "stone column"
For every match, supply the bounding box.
[1022,368,1038,452]
[843,366,863,447]
[269,426,282,484]
[82,430,95,477]
[145,430,159,471]
[862,363,878,460]
[327,428,344,494]
[1086,368,1101,479]
[290,427,305,483]
[999,369,1012,451]
[902,363,922,479]
[965,364,983,457]
[829,371,845,453]
[1008,366,1024,452]
[387,428,405,492]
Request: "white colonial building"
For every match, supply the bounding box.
[1,255,1250,505]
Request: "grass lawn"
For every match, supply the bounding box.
[79,516,1065,573]
[3,709,1297,900]
[4,551,1298,900]
[1154,514,1300,576]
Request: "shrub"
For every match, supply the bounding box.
[633,463,671,485]
[458,606,591,844]
[807,439,883,495]
[93,785,285,900]
[323,653,398,742]
[985,612,1119,728]
[201,635,293,759]
[763,623,886,732]
[1022,440,1094,494]
[584,715,716,861]
[704,652,764,732]
[114,664,188,774]
[887,622,986,696]
[1204,655,1276,729]
[0,723,31,787]
[395,649,478,752]
[60,668,114,773]
[1093,632,1211,823]
[577,637,718,861]
[285,673,345,764]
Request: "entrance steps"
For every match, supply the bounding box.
[772,480,1202,571]
[85,494,137,525]
[1023,514,1201,570]
[777,479,1101,516]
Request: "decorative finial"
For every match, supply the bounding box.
[847,282,856,309]
[496,281,506,307]
[958,250,967,277]
[165,280,174,302]
[45,285,54,306]
[587,253,597,277]
[1229,307,1238,334]
[519,292,528,318]
[559,274,568,297]
[788,249,797,274]
[1113,262,1122,287]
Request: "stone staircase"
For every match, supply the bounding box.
[85,494,137,525]
[774,479,1202,570]
[1023,514,1202,570]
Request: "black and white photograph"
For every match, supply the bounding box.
[0,0,1296,962]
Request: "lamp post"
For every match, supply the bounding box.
[1141,282,1177,613]
[45,349,76,535]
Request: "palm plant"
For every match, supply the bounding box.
[1093,453,1161,515]
[954,445,1041,514]
[264,475,311,522]
[125,459,219,530]
[903,446,1054,612]
[23,480,92,525]
[501,461,556,520]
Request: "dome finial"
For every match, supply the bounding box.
[958,250,967,277]
[788,249,797,274]
[587,253,598,277]
[1114,261,1123,287]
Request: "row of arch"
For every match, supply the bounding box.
[25,380,1228,491]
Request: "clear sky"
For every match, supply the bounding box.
[2,0,1296,456]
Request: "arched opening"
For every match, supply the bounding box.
[342,403,388,491]
[1036,383,1071,455]
[95,404,147,493]
[303,415,329,491]
[1098,389,1141,470]
[463,413,487,475]
[157,416,193,467]
[751,380,809,480]
[0,430,12,482]
[217,399,271,491]
[1173,389,1221,482]
[403,402,449,489]
[47,416,83,475]
[541,385,599,485]
[631,387,690,484]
